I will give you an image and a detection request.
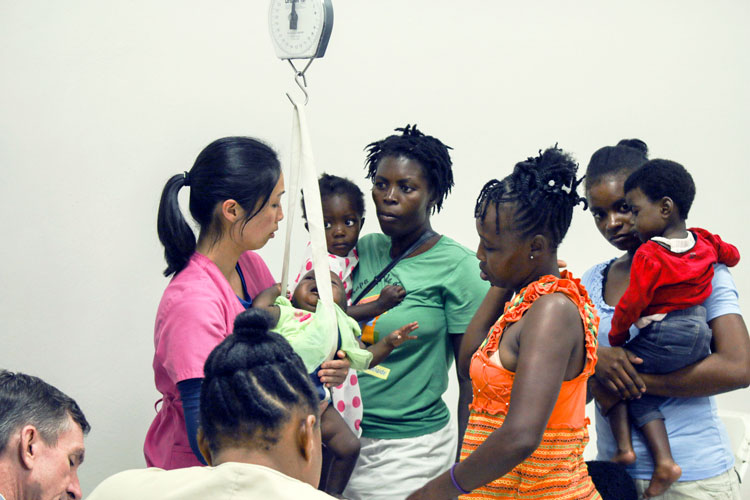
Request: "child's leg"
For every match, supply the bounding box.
[320,404,360,497]
[607,401,636,465]
[640,418,681,498]
[628,395,681,497]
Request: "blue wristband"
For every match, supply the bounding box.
[450,463,470,495]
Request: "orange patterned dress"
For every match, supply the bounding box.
[460,271,601,499]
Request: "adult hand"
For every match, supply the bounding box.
[595,346,646,399]
[318,350,351,388]
[405,475,456,500]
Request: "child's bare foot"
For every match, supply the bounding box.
[611,448,636,465]
[643,461,681,498]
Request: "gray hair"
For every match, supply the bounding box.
[0,370,90,453]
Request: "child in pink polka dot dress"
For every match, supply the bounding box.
[293,175,408,437]
[291,174,410,494]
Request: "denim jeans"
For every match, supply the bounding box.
[625,305,712,427]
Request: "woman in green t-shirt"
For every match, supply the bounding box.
[343,125,489,500]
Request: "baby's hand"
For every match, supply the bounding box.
[253,283,282,308]
[385,322,418,348]
[377,285,406,310]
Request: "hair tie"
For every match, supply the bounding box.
[183,171,191,187]
[450,463,471,495]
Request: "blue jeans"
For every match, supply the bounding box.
[624,305,712,428]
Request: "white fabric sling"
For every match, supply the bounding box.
[279,94,338,361]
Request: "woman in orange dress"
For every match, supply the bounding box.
[408,146,601,499]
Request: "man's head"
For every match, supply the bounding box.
[0,370,90,500]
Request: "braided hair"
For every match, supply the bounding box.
[585,139,648,190]
[364,124,454,213]
[200,309,318,453]
[475,146,587,249]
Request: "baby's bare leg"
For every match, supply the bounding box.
[320,405,360,497]
[608,401,636,465]
[640,419,681,498]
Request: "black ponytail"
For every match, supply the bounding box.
[156,137,281,276]
[157,174,196,276]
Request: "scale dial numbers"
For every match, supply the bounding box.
[269,0,332,59]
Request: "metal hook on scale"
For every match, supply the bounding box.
[285,58,315,106]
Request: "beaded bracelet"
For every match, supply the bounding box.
[450,463,470,495]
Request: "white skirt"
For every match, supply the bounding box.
[343,419,457,500]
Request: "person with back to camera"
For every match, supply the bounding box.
[0,370,90,500]
[252,268,417,497]
[144,137,350,470]
[582,139,750,499]
[88,309,338,499]
[343,125,490,500]
[601,159,740,497]
[408,146,601,499]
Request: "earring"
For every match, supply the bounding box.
[530,255,534,260]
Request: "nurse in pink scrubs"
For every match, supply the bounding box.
[144,137,350,469]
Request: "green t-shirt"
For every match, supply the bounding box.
[352,233,489,439]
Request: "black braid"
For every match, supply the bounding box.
[200,309,319,453]
[364,124,454,213]
[475,146,587,249]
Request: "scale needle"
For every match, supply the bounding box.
[289,0,298,30]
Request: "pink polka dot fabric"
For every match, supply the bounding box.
[331,368,363,437]
[290,243,359,304]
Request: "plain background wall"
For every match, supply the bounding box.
[2,0,749,495]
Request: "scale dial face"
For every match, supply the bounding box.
[268,0,333,60]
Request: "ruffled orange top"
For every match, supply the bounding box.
[461,271,601,499]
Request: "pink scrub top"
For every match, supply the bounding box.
[144,251,275,469]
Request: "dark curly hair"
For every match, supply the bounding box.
[475,146,587,249]
[624,159,696,219]
[301,173,365,221]
[585,139,649,190]
[200,309,319,454]
[364,124,454,213]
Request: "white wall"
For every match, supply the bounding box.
[1,0,749,496]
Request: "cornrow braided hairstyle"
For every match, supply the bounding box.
[585,138,648,190]
[200,309,318,454]
[364,124,454,213]
[475,146,587,249]
[300,173,365,222]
